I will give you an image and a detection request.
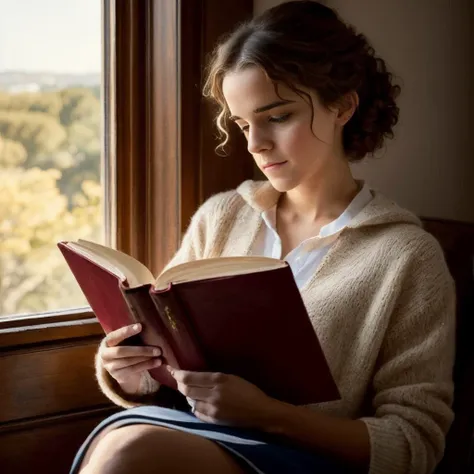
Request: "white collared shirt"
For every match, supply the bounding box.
[251,183,373,289]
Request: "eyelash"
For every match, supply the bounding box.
[239,113,292,133]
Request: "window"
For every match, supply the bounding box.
[0,0,106,318]
[0,4,254,470]
[0,0,254,346]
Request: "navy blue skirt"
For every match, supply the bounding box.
[69,406,353,473]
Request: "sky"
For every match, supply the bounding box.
[0,0,101,74]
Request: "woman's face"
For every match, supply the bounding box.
[222,66,344,192]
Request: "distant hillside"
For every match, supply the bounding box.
[0,71,101,93]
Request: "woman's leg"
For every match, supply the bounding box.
[79,424,249,474]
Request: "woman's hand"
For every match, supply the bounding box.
[168,366,277,428]
[99,323,163,395]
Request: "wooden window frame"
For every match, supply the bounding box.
[0,4,253,471]
[0,0,253,349]
[0,0,254,469]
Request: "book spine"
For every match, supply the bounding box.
[120,284,181,378]
[150,285,208,371]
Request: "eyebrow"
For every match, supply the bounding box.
[229,100,295,121]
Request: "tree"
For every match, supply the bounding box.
[0,167,102,316]
[0,110,67,161]
[59,87,100,128]
[0,90,63,116]
[0,85,103,317]
[0,135,27,167]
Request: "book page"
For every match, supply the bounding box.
[155,256,287,290]
[67,240,155,287]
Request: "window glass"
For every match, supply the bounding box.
[0,0,105,317]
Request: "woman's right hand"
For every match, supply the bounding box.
[99,323,163,396]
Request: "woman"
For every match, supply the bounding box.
[72,2,455,473]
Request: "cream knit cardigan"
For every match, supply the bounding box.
[96,180,456,474]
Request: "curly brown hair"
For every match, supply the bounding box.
[203,0,401,161]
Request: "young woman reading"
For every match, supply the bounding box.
[71,2,455,473]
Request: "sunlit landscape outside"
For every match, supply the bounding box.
[0,0,103,317]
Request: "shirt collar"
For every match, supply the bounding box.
[319,182,373,237]
[261,181,373,239]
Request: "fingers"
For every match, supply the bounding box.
[107,357,163,383]
[101,324,162,361]
[191,402,227,425]
[105,323,142,347]
[168,367,227,387]
[101,344,161,361]
[106,356,161,372]
[177,383,213,401]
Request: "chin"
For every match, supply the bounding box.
[265,176,299,193]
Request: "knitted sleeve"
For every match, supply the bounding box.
[95,190,239,408]
[360,233,456,474]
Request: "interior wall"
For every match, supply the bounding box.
[253,0,474,222]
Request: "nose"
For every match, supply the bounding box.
[246,127,273,155]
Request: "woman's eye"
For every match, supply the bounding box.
[238,113,291,133]
[269,113,291,123]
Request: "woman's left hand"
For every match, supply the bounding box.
[167,366,276,428]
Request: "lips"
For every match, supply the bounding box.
[262,161,287,170]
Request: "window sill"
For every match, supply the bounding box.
[0,308,103,349]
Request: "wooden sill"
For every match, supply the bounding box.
[0,309,102,349]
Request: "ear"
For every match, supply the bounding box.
[335,91,359,126]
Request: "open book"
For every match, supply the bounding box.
[58,239,340,405]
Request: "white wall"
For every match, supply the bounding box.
[254,0,474,222]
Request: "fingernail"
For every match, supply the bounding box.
[153,348,161,356]
[154,359,162,366]
[132,324,140,331]
[166,365,174,375]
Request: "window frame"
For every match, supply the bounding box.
[0,0,254,348]
[0,3,254,468]
[0,0,117,345]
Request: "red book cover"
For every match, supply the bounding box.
[59,241,340,405]
[150,267,340,405]
[57,242,179,389]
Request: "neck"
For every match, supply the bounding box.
[279,159,359,223]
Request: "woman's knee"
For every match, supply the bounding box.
[84,425,174,473]
[82,424,246,474]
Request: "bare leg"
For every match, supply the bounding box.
[78,424,249,474]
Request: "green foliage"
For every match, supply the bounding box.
[67,121,100,154]
[59,87,100,128]
[0,90,63,116]
[0,86,102,317]
[0,110,67,158]
[0,136,27,167]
